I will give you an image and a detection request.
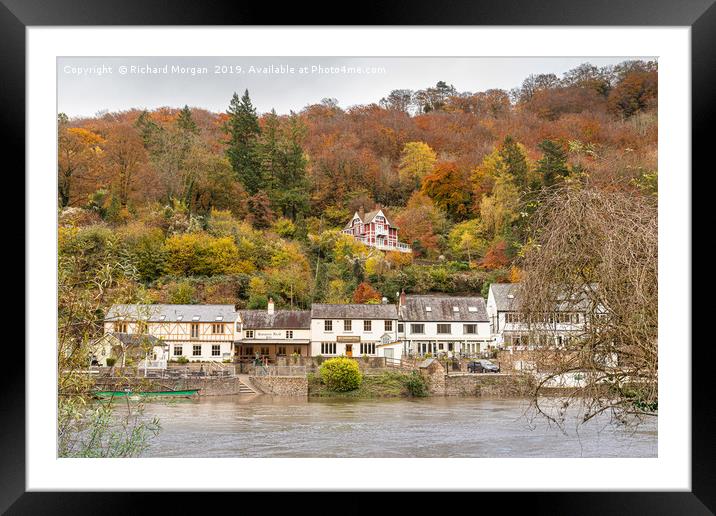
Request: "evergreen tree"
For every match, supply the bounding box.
[536,139,570,187]
[176,105,198,134]
[276,113,310,220]
[225,90,262,194]
[498,135,530,191]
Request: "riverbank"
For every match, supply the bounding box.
[307,371,422,398]
[307,368,537,399]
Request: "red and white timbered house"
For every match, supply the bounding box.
[342,208,411,253]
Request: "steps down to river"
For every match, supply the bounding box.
[237,375,262,394]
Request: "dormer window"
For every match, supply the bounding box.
[425,306,432,312]
[468,307,478,313]
[453,306,459,312]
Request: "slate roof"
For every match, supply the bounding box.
[489,283,521,311]
[344,209,398,230]
[400,295,488,322]
[239,310,310,329]
[311,303,398,320]
[489,283,594,312]
[103,333,163,347]
[105,304,237,322]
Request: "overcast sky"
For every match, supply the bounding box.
[57,56,649,118]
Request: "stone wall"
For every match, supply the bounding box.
[418,358,533,397]
[94,376,248,396]
[249,376,308,396]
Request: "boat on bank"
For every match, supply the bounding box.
[93,389,200,399]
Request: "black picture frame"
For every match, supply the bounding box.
[5,0,708,512]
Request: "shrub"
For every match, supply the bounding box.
[176,356,189,364]
[403,371,428,397]
[319,357,363,392]
[105,357,116,367]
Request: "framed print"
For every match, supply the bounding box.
[6,0,710,512]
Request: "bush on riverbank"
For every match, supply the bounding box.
[318,357,363,392]
[404,371,428,397]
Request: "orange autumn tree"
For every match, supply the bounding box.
[58,117,105,207]
[352,282,382,304]
[420,161,472,221]
[480,240,510,270]
[394,191,446,258]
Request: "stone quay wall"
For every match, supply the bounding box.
[248,376,308,396]
[93,376,247,396]
[419,358,534,397]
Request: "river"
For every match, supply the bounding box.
[126,395,657,458]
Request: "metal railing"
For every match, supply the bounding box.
[251,365,307,377]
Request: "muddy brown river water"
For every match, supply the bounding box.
[126,395,657,458]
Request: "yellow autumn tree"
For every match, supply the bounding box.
[398,141,437,189]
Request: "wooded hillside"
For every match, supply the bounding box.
[57,60,658,309]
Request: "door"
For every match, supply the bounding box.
[384,348,394,359]
[345,344,353,357]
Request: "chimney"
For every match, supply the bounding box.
[399,290,406,308]
[267,297,275,315]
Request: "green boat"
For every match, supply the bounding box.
[93,389,200,399]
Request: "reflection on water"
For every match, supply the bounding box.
[126,396,657,458]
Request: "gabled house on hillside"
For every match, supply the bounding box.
[342,207,411,253]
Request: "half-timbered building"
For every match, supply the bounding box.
[104,304,238,362]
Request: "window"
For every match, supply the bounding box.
[245,330,254,339]
[212,345,221,356]
[174,346,183,356]
[191,323,200,338]
[137,321,148,334]
[212,323,224,334]
[344,319,352,331]
[410,324,425,334]
[438,343,444,351]
[245,346,254,356]
[463,324,477,334]
[236,321,240,331]
[363,320,372,332]
[398,323,404,333]
[114,322,127,333]
[260,347,269,355]
[437,324,451,334]
[293,347,302,355]
[286,330,294,339]
[324,320,333,332]
[384,320,393,331]
[277,346,287,355]
[360,342,376,355]
[321,342,336,354]
[193,345,201,356]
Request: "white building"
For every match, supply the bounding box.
[397,292,493,357]
[236,299,311,361]
[104,304,238,362]
[486,283,589,349]
[310,303,399,358]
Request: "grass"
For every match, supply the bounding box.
[308,371,424,398]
